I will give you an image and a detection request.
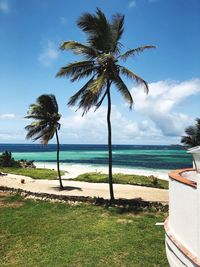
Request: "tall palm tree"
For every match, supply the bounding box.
[25,94,64,189]
[57,8,155,201]
[181,118,200,148]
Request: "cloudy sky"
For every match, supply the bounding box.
[0,0,199,145]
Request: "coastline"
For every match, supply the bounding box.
[35,162,169,181]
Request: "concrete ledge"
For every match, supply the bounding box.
[169,168,197,188]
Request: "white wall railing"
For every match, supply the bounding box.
[165,169,200,266]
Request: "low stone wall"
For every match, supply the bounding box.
[0,185,168,212]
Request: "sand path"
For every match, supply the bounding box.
[0,173,168,202]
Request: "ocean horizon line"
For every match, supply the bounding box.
[0,143,181,147]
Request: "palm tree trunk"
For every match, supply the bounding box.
[107,82,115,202]
[55,129,63,189]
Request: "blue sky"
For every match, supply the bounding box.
[0,0,200,144]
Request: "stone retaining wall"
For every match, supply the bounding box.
[0,185,168,212]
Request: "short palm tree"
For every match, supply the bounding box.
[181,118,200,148]
[57,8,155,201]
[25,94,63,189]
[0,151,16,167]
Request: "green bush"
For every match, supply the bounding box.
[0,151,20,167]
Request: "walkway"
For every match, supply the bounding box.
[0,173,168,202]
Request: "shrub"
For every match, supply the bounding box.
[0,151,20,167]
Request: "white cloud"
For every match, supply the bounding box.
[60,106,161,144]
[0,130,25,142]
[0,114,27,142]
[128,0,136,8]
[132,79,200,136]
[38,40,59,67]
[0,113,16,119]
[128,0,159,8]
[0,0,9,13]
[1,79,200,144]
[52,78,200,144]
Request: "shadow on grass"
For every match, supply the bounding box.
[94,197,168,215]
[0,187,168,215]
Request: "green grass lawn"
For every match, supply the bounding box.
[74,172,169,189]
[0,193,168,267]
[0,167,65,180]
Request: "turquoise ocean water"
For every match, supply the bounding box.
[0,144,192,171]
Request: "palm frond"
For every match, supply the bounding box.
[77,11,96,33]
[25,115,46,120]
[70,66,98,82]
[77,8,113,53]
[26,95,59,116]
[113,75,133,109]
[181,118,200,147]
[56,61,95,79]
[120,45,156,61]
[119,66,149,93]
[25,94,61,145]
[68,76,95,107]
[25,123,55,144]
[77,73,106,115]
[78,90,98,115]
[38,95,58,112]
[181,136,198,147]
[87,72,106,93]
[185,126,196,136]
[25,113,61,125]
[25,123,47,140]
[111,13,124,54]
[78,89,103,115]
[38,126,56,144]
[60,41,98,59]
[196,118,200,127]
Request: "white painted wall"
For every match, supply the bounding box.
[166,235,196,267]
[169,178,199,257]
[197,175,200,259]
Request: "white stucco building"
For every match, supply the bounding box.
[165,147,200,267]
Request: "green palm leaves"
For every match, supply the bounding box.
[119,46,155,61]
[25,95,61,144]
[77,8,120,53]
[181,119,200,147]
[57,8,155,113]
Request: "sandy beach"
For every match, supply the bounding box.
[35,162,169,180]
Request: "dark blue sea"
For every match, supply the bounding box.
[0,144,192,171]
